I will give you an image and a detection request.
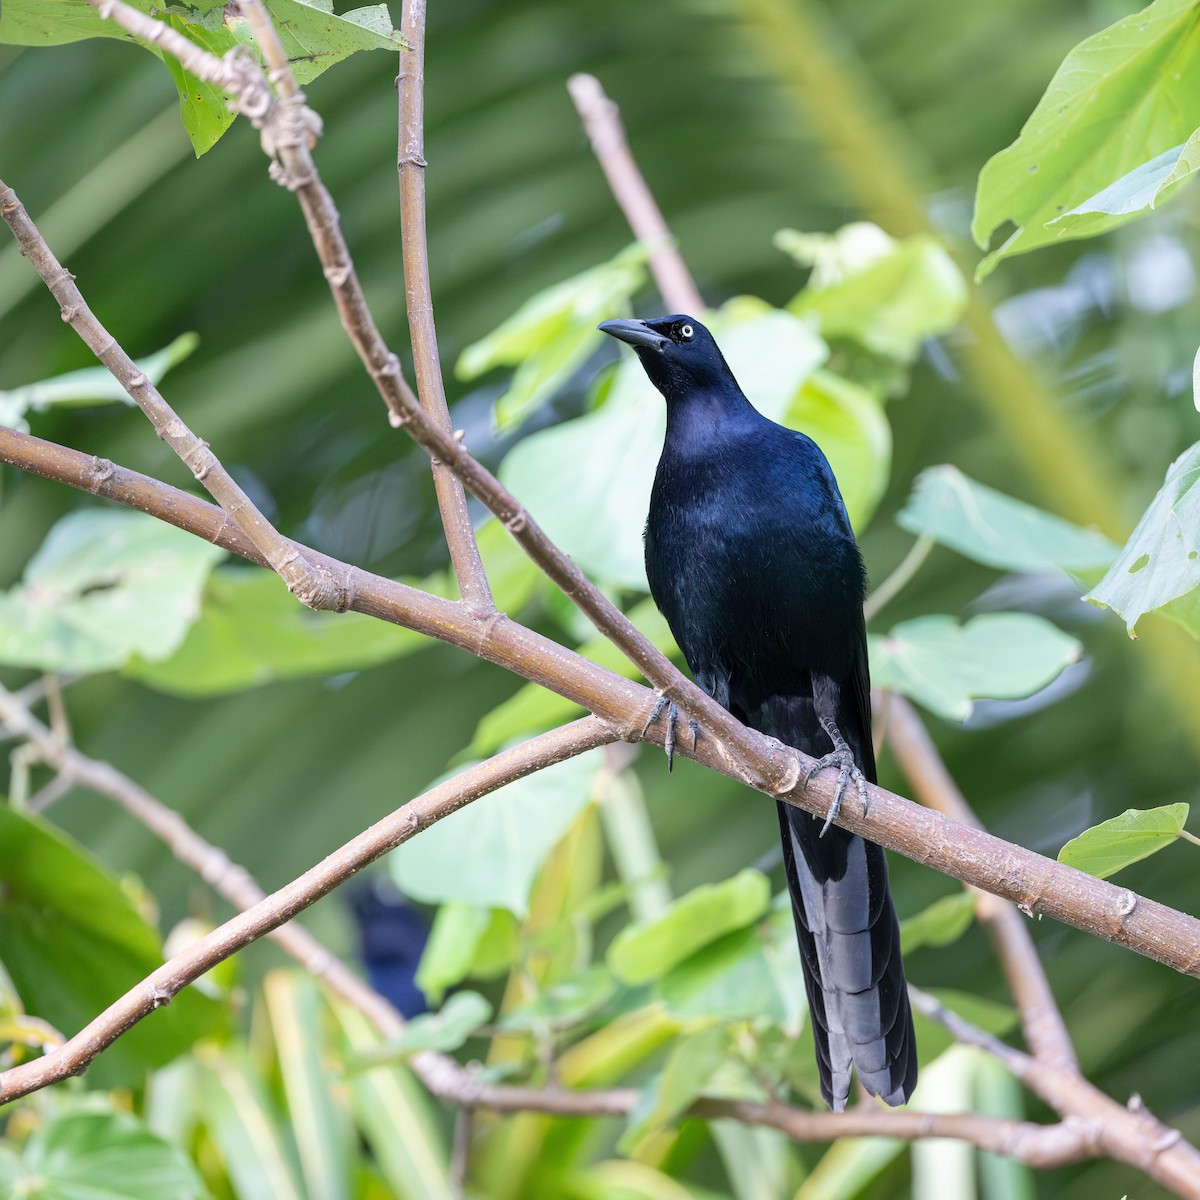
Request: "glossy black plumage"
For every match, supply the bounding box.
[599,314,917,1110]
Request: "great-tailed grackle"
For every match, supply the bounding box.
[599,314,916,1110]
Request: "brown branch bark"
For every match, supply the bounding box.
[3,424,1199,986]
[397,0,493,614]
[567,74,705,316]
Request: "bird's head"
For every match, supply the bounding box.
[597,314,737,402]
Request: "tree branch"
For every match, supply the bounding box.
[3,424,1199,987]
[0,681,1110,1176]
[567,74,705,316]
[397,0,493,614]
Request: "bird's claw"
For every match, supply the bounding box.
[804,748,870,837]
[641,694,699,772]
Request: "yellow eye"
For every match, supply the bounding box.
[680,324,694,339]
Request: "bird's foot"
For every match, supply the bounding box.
[804,747,870,837]
[641,694,699,772]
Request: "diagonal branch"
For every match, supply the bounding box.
[3,424,1200,987]
[397,0,493,613]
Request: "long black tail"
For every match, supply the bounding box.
[777,802,916,1109]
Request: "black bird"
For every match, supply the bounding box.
[599,314,916,1110]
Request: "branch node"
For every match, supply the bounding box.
[89,456,115,486]
[147,985,172,1009]
[503,508,528,534]
[1116,889,1138,918]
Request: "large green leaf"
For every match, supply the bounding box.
[1084,440,1200,635]
[898,465,1118,576]
[0,0,406,154]
[352,991,493,1064]
[899,892,978,955]
[499,302,844,589]
[414,902,518,1004]
[457,243,649,432]
[869,613,1082,721]
[1058,803,1191,879]
[780,223,967,362]
[388,751,602,916]
[0,509,224,673]
[657,924,787,1025]
[0,1110,207,1200]
[0,806,225,1090]
[1048,132,1200,239]
[0,333,197,433]
[607,870,771,986]
[973,0,1200,276]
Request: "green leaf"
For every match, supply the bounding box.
[389,751,602,916]
[898,465,1119,577]
[899,892,978,955]
[608,870,771,986]
[0,509,225,673]
[2,1110,207,1200]
[619,1025,733,1153]
[658,925,786,1024]
[263,972,354,1200]
[353,992,493,1066]
[335,1005,454,1200]
[498,302,830,589]
[458,243,650,432]
[194,1047,306,1200]
[1084,441,1200,635]
[499,966,616,1032]
[1058,803,1190,879]
[0,806,225,1089]
[415,902,518,1004]
[0,0,405,155]
[869,613,1082,721]
[0,333,198,431]
[972,0,1200,276]
[1048,131,1200,238]
[781,223,967,361]
[471,598,677,754]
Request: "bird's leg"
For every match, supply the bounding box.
[640,693,699,772]
[804,716,871,837]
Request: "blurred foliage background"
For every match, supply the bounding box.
[2,0,1200,1196]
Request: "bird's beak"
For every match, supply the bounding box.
[597,319,669,350]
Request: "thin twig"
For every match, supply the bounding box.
[568,74,705,315]
[397,0,493,614]
[3,424,1200,983]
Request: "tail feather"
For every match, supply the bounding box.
[777,801,916,1111]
